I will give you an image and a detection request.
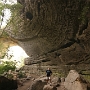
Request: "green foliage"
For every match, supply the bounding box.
[0,61,16,74]
[7,3,23,34]
[10,3,23,11]
[0,2,22,14]
[82,75,90,82]
[78,5,89,24]
[80,70,90,82]
[0,3,11,16]
[0,3,22,33]
[53,72,65,77]
[1,31,9,37]
[0,3,4,15]
[18,71,26,78]
[0,39,9,59]
[7,73,13,79]
[81,71,90,75]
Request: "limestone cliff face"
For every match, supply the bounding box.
[5,0,90,70]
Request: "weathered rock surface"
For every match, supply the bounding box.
[4,0,90,71]
[43,84,57,90]
[29,80,47,90]
[62,70,90,90]
[0,76,18,90]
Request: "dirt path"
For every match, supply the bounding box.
[18,80,32,90]
[18,74,39,90]
[17,74,61,90]
[18,80,61,90]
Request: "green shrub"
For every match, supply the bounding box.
[82,75,90,82]
[0,61,16,74]
[18,71,26,78]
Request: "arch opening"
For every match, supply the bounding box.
[3,45,29,68]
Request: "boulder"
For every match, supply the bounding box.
[43,84,57,90]
[24,58,31,65]
[0,76,18,90]
[51,77,60,87]
[87,83,90,90]
[61,77,65,82]
[65,70,79,83]
[51,77,60,83]
[29,80,47,90]
[64,70,88,90]
[35,76,47,82]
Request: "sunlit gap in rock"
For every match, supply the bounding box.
[3,45,29,68]
[0,0,17,29]
[0,9,11,29]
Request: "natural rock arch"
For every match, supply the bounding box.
[4,0,90,71]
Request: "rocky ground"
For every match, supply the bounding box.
[17,70,90,90]
[17,74,61,90]
[18,74,39,90]
[0,69,90,90]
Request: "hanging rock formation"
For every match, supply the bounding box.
[5,0,90,71]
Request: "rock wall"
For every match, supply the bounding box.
[5,0,90,71]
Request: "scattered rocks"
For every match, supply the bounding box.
[43,84,57,90]
[29,80,47,90]
[61,77,65,82]
[51,77,60,83]
[35,75,47,82]
[24,58,32,65]
[51,77,60,87]
[1,69,90,90]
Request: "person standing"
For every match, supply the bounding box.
[46,68,52,83]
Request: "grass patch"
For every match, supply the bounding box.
[82,75,90,82]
